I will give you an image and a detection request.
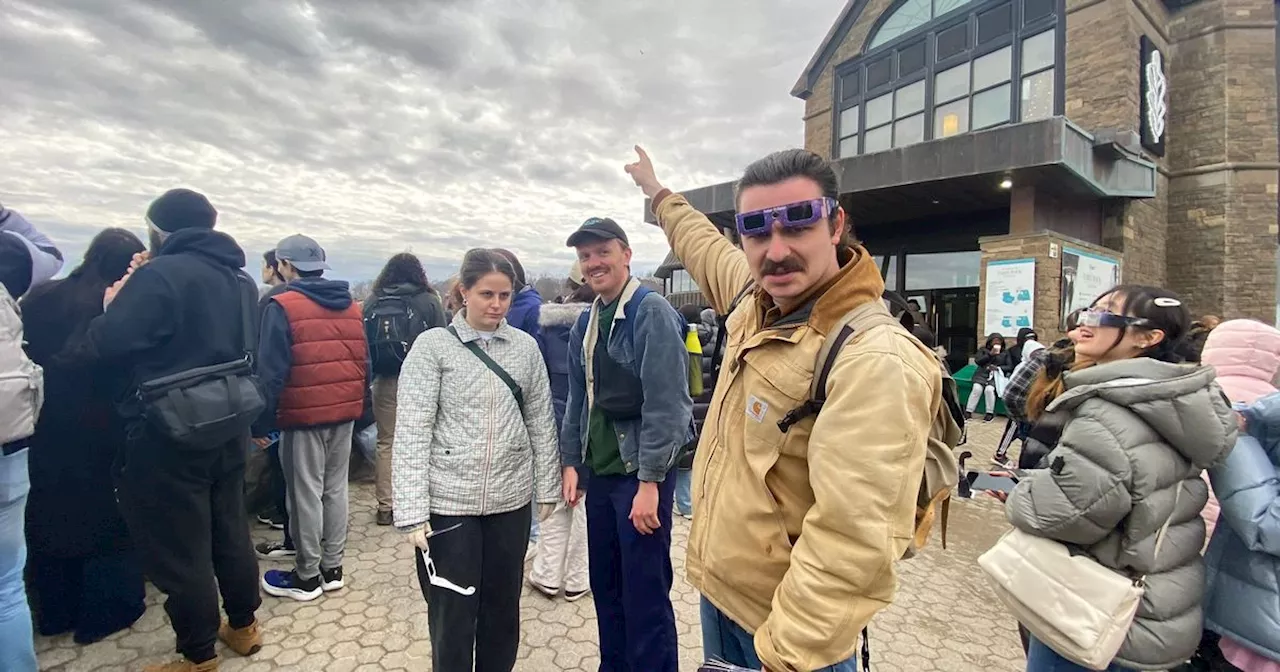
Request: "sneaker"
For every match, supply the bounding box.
[255,541,295,560]
[565,589,590,602]
[676,510,692,520]
[983,413,995,423]
[143,657,220,672]
[320,566,345,592]
[256,512,284,530]
[261,569,322,602]
[526,576,558,598]
[376,509,393,526]
[218,620,262,656]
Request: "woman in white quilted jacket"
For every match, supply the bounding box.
[391,248,561,672]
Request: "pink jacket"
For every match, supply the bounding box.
[1199,320,1280,542]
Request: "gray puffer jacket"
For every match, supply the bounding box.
[1005,358,1236,671]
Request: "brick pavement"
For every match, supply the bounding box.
[36,420,1023,671]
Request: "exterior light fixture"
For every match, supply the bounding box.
[999,178,1013,189]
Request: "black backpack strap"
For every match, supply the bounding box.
[777,322,855,432]
[861,626,871,672]
[236,272,259,364]
[710,281,756,377]
[447,326,525,414]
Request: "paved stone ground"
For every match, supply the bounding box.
[36,420,1024,671]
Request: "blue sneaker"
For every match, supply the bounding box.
[261,569,322,602]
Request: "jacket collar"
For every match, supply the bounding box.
[450,310,514,344]
[596,276,641,322]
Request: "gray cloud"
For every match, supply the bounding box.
[1,0,841,283]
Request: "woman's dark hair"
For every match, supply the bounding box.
[459,248,518,291]
[373,252,432,295]
[490,248,527,288]
[983,333,1006,350]
[72,228,145,286]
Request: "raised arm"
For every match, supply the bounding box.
[625,146,753,314]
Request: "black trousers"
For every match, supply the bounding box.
[415,505,532,672]
[28,549,145,643]
[267,442,293,548]
[115,431,262,663]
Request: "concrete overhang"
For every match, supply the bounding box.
[643,117,1156,226]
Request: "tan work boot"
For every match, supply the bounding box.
[218,619,263,656]
[142,656,219,672]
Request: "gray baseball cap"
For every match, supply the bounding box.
[275,234,331,272]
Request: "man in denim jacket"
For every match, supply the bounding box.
[561,217,693,672]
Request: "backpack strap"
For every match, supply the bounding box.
[447,326,526,416]
[777,300,902,433]
[710,281,756,378]
[235,272,259,365]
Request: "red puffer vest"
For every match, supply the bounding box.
[273,291,368,429]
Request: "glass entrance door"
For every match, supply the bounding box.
[911,287,979,373]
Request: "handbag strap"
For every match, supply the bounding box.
[236,273,258,361]
[447,326,525,415]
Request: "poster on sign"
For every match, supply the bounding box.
[1060,248,1122,330]
[983,258,1035,337]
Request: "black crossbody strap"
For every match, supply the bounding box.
[237,273,258,360]
[448,326,525,414]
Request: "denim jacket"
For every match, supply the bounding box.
[561,278,693,482]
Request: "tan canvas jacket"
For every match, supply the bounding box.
[653,192,939,672]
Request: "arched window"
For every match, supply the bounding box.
[867,0,979,50]
[836,0,1060,158]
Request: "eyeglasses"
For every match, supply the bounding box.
[735,198,837,238]
[1075,309,1151,330]
[418,523,475,596]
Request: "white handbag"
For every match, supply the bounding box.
[978,488,1180,671]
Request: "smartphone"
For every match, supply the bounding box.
[966,470,1020,493]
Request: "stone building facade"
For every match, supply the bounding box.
[654,0,1277,360]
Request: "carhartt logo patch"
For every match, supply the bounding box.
[746,396,768,423]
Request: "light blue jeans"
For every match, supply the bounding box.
[1025,635,1136,672]
[700,597,858,671]
[0,449,36,672]
[675,468,693,516]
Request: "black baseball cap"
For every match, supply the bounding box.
[566,217,629,248]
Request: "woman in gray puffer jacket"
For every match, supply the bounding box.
[1005,285,1236,672]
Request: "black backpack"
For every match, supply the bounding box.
[365,294,425,376]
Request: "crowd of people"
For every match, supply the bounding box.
[0,143,1276,672]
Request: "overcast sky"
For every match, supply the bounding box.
[1,1,840,283]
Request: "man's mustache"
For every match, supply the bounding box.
[761,257,804,276]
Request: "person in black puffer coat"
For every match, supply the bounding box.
[966,333,1013,421]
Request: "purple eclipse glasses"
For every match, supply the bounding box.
[735,197,838,238]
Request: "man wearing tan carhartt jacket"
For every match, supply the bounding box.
[625,146,940,672]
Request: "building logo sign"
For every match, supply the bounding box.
[1139,36,1167,157]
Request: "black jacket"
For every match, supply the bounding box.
[972,347,1014,386]
[62,229,253,420]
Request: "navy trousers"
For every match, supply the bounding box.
[586,470,679,672]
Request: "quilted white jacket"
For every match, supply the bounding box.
[392,312,560,528]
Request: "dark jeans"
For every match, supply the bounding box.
[268,442,292,549]
[28,550,145,643]
[115,431,261,664]
[700,597,859,671]
[586,470,678,672]
[415,505,531,672]
[1025,634,1137,672]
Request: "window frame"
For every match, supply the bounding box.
[832,0,1063,159]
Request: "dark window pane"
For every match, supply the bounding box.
[867,56,893,90]
[936,23,968,60]
[900,40,927,75]
[840,70,861,101]
[1023,0,1054,23]
[972,83,1012,128]
[977,3,1013,43]
[905,251,981,290]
